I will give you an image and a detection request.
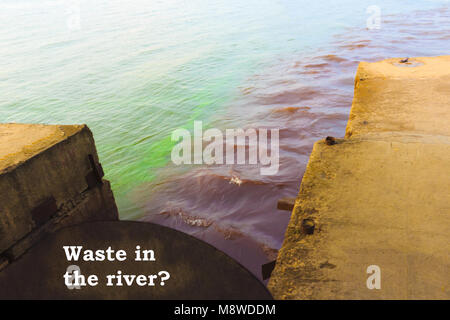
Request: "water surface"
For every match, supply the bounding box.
[1,0,449,280]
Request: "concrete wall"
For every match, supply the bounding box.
[0,124,118,266]
[268,56,450,299]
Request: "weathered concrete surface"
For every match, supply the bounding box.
[268,56,450,299]
[0,124,82,173]
[0,123,118,263]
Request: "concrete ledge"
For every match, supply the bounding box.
[268,56,450,299]
[0,123,84,174]
[346,56,450,138]
[0,123,118,262]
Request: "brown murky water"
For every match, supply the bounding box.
[137,6,450,281]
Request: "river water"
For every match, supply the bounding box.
[1,0,449,280]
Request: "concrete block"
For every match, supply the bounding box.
[269,56,450,299]
[0,123,118,258]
